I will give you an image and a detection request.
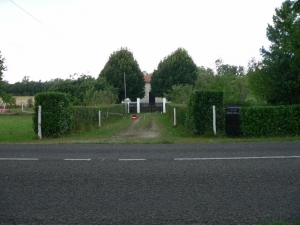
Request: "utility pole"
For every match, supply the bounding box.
[124,72,126,99]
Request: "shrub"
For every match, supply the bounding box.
[185,91,224,135]
[240,105,300,137]
[33,92,73,138]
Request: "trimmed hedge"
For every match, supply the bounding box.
[185,91,224,135]
[240,105,300,137]
[33,92,73,138]
[72,104,125,132]
[166,103,187,126]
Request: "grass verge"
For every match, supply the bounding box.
[1,113,300,144]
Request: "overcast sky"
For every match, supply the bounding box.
[0,0,284,84]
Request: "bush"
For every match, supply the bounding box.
[185,91,224,135]
[33,92,73,138]
[240,105,300,137]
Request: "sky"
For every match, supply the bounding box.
[0,0,284,84]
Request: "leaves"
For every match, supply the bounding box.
[252,0,300,105]
[99,48,145,101]
[150,48,198,97]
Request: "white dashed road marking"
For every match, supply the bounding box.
[174,156,300,161]
[64,159,92,161]
[0,158,39,161]
[118,159,146,161]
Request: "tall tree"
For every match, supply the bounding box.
[98,48,145,101]
[150,48,198,97]
[215,58,245,76]
[0,51,7,95]
[249,0,300,105]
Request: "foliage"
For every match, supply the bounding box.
[164,84,193,104]
[166,103,187,126]
[33,92,73,138]
[195,64,248,105]
[99,48,145,101]
[185,90,224,135]
[48,74,97,105]
[72,104,125,132]
[0,93,16,106]
[0,51,7,96]
[215,58,245,76]
[27,98,34,108]
[150,48,198,97]
[249,1,300,105]
[240,105,300,137]
[83,87,118,106]
[5,79,54,96]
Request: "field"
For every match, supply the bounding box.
[14,96,35,106]
[0,96,34,107]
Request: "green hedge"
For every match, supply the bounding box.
[240,105,300,137]
[185,91,224,135]
[166,103,187,126]
[72,104,125,132]
[33,92,73,137]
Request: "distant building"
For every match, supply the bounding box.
[141,73,152,102]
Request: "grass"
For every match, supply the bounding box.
[1,112,300,144]
[0,114,36,143]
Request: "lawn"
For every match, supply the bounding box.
[0,114,36,143]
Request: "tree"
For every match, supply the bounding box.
[215,58,245,76]
[164,84,193,104]
[0,51,7,95]
[251,0,300,105]
[98,48,145,101]
[150,48,198,97]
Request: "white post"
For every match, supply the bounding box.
[127,101,130,113]
[174,108,176,126]
[137,98,140,113]
[99,111,101,127]
[22,103,24,112]
[38,105,42,139]
[163,97,166,113]
[3,103,6,109]
[213,105,216,135]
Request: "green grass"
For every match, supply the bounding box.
[0,114,36,143]
[1,112,300,144]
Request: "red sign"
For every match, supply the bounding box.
[131,114,137,120]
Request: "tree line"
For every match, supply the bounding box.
[1,0,299,106]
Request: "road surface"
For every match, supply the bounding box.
[1,142,300,224]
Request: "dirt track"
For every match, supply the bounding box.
[107,115,161,143]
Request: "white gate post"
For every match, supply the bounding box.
[99,111,101,127]
[174,108,176,126]
[38,105,42,139]
[137,98,140,113]
[163,97,166,113]
[213,105,216,135]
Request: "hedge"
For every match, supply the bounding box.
[240,105,300,137]
[185,91,224,135]
[33,92,73,138]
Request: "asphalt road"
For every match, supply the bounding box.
[1,142,300,225]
